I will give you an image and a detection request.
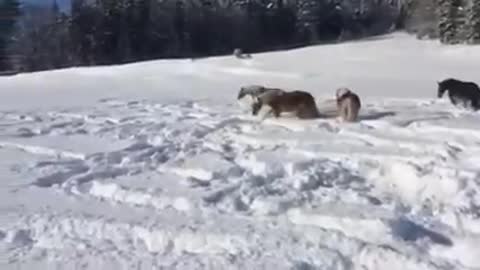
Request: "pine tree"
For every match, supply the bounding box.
[49,0,64,67]
[174,0,186,55]
[116,0,131,62]
[296,0,321,43]
[438,0,460,44]
[52,0,59,19]
[0,0,21,70]
[466,0,480,43]
[403,0,438,39]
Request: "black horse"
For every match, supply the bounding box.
[437,78,480,110]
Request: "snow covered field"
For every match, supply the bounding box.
[1,32,480,270]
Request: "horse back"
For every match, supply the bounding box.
[268,90,318,117]
[450,81,480,97]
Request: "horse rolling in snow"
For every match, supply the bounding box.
[237,85,268,100]
[336,87,361,122]
[253,90,321,120]
[237,85,285,115]
[437,78,480,110]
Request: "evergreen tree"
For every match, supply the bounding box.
[466,0,480,43]
[296,0,344,43]
[403,0,438,39]
[275,2,297,44]
[133,0,152,59]
[264,0,297,46]
[296,0,322,43]
[0,0,21,70]
[69,0,100,65]
[174,0,186,55]
[10,0,72,71]
[48,0,65,68]
[4,0,410,72]
[112,0,131,62]
[51,0,59,19]
[438,0,460,44]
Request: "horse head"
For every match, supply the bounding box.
[437,80,447,98]
[238,87,248,100]
[251,96,263,116]
[336,87,351,99]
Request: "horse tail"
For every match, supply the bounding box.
[343,102,352,121]
[343,98,360,122]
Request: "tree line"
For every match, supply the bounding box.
[403,0,480,44]
[4,0,477,73]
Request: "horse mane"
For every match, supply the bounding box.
[440,78,477,86]
[439,78,460,86]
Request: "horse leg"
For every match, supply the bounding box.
[259,107,273,122]
[296,107,305,119]
[270,104,281,118]
[297,104,313,119]
[449,95,459,106]
[472,98,480,110]
[252,101,262,116]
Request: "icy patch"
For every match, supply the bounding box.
[0,141,86,160]
[86,181,192,212]
[2,229,33,248]
[19,214,250,256]
[430,235,480,268]
[287,207,392,244]
[164,152,243,181]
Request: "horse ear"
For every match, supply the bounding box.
[238,88,245,99]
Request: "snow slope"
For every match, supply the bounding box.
[1,32,480,270]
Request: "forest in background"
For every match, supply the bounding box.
[0,0,479,73]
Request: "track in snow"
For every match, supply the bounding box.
[1,95,480,270]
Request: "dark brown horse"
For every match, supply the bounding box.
[254,90,321,120]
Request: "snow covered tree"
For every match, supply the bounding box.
[0,0,21,71]
[174,0,187,55]
[296,0,343,43]
[4,0,409,72]
[296,0,322,42]
[438,0,460,44]
[45,0,67,68]
[69,0,100,65]
[9,0,74,71]
[403,0,438,39]
[466,0,480,43]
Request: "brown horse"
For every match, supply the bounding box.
[254,90,321,120]
[336,88,361,122]
[237,85,286,116]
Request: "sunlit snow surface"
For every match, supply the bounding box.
[1,33,480,270]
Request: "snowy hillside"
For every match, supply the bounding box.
[1,32,480,270]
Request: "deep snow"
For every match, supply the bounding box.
[1,32,480,270]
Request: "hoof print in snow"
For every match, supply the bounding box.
[389,218,453,246]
